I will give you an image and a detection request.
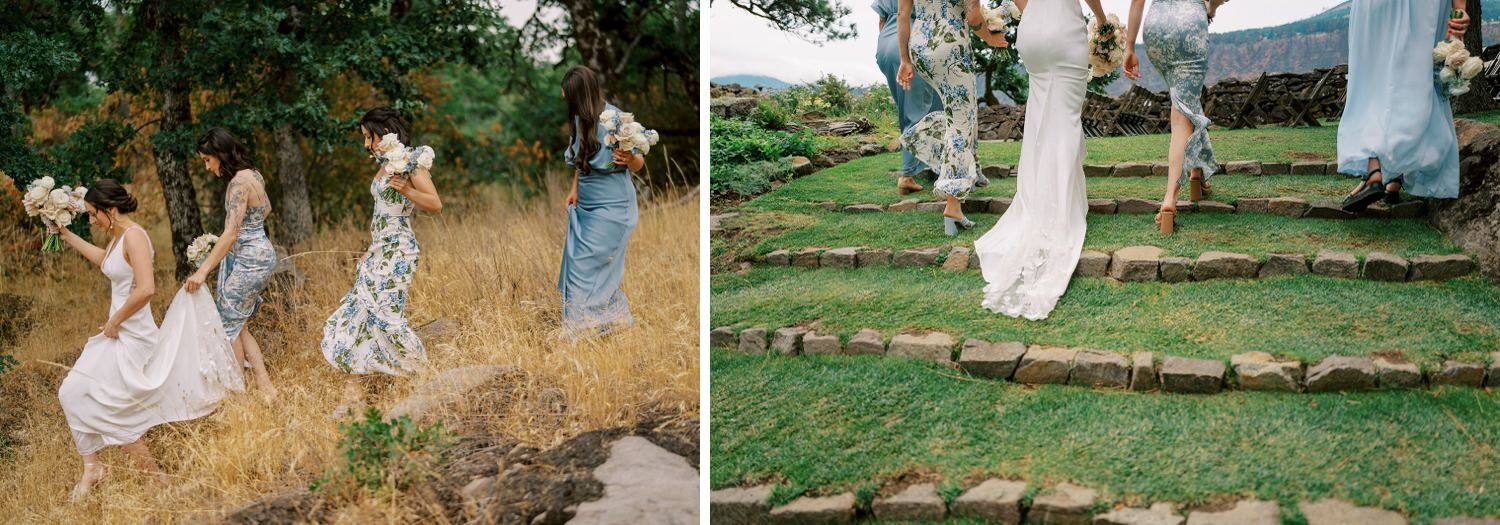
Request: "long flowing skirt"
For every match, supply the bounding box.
[559,171,638,341]
[320,221,426,375]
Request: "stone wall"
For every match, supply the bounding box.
[1434,119,1500,283]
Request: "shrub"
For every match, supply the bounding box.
[853,84,895,116]
[749,100,789,131]
[710,159,794,198]
[773,74,856,116]
[710,116,817,167]
[310,408,456,498]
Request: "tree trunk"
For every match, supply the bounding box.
[273,124,314,246]
[154,81,203,280]
[560,0,622,88]
[1455,0,1494,114]
[982,61,1001,107]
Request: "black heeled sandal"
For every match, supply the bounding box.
[1383,179,1403,205]
[1341,168,1386,213]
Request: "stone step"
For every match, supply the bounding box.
[755,246,1476,283]
[813,196,1426,220]
[716,327,1498,395]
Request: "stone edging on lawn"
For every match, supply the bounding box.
[757,245,1477,283]
[826,195,1426,220]
[711,326,1500,395]
[712,479,1499,525]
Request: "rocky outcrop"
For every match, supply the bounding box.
[1433,119,1500,282]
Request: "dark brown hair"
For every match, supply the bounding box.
[562,65,605,176]
[360,107,412,150]
[85,179,138,214]
[197,127,256,179]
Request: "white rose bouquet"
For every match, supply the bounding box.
[1087,13,1127,79]
[371,133,435,202]
[186,233,218,267]
[22,176,87,252]
[1433,38,1483,97]
[599,109,661,156]
[984,1,1022,34]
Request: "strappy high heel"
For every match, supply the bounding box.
[1155,208,1177,236]
[943,216,976,237]
[1383,179,1402,205]
[70,466,106,502]
[1342,168,1386,212]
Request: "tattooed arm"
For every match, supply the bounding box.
[184,171,253,292]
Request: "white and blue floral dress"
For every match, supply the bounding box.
[902,0,980,198]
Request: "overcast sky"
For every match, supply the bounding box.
[711,0,1350,85]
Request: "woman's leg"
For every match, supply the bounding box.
[120,438,166,485]
[1162,106,1192,211]
[237,330,277,398]
[70,452,107,499]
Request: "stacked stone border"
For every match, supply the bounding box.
[711,326,1500,395]
[787,153,1346,181]
[817,193,1426,220]
[753,245,1477,283]
[712,479,1499,524]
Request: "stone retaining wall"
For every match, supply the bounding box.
[827,193,1426,220]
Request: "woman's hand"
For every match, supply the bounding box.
[388,173,412,194]
[1449,9,1470,39]
[898,60,914,90]
[980,32,1008,48]
[44,218,59,235]
[1124,51,1141,80]
[565,186,578,208]
[612,149,645,172]
[100,319,120,339]
[183,270,208,293]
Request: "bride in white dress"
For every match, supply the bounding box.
[49,180,244,499]
[975,0,1104,320]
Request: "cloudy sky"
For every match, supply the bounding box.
[711,0,1349,85]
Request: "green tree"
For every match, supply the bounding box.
[719,0,857,42]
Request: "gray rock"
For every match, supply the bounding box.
[1085,164,1114,177]
[1262,162,1291,175]
[1096,503,1186,525]
[1015,346,1077,384]
[894,248,941,267]
[1409,254,1476,281]
[1160,257,1192,283]
[1267,197,1310,217]
[387,364,527,431]
[944,247,973,272]
[1185,500,1280,525]
[766,249,791,266]
[1111,246,1164,282]
[567,436,698,525]
[802,331,841,355]
[710,327,736,348]
[1326,162,1341,175]
[1114,162,1153,177]
[1432,360,1485,388]
[857,249,892,267]
[843,204,883,214]
[819,201,839,212]
[1131,352,1158,391]
[1117,198,1162,214]
[1312,250,1359,279]
[821,247,859,269]
[1237,198,1271,214]
[989,197,1014,214]
[1260,253,1309,278]
[1076,250,1112,278]
[1362,252,1409,282]
[983,164,1010,179]
[889,199,919,212]
[917,201,948,213]
[769,492,855,525]
[959,339,1027,380]
[953,478,1026,524]
[1488,352,1500,388]
[964,197,995,214]
[1374,357,1423,389]
[1196,201,1236,214]
[1230,352,1303,392]
[1226,161,1263,175]
[1433,518,1500,525]
[858,143,885,157]
[1030,483,1098,525]
[1306,356,1376,392]
[1070,349,1130,388]
[1089,198,1119,214]
[1193,251,1259,280]
[792,248,822,268]
[1384,200,1427,219]
[970,249,983,269]
[873,483,946,522]
[771,327,807,355]
[846,329,885,356]
[1160,356,1225,394]
[888,332,956,362]
[711,96,761,119]
[1298,498,1407,525]
[1291,161,1326,175]
[1305,203,1357,220]
[1152,163,1170,177]
[739,327,767,353]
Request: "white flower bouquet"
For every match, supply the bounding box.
[1433,38,1483,97]
[371,133,434,202]
[1087,13,1127,79]
[186,233,218,267]
[984,1,1021,34]
[22,176,87,252]
[600,109,660,156]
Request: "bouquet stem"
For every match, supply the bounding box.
[42,233,61,252]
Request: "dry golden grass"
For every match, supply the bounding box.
[0,171,699,524]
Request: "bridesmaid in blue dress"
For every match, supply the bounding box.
[559,65,642,341]
[875,0,937,195]
[186,128,279,398]
[1338,0,1469,212]
[1123,0,1228,235]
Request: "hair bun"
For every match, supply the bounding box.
[119,194,139,213]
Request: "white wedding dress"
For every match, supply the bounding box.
[58,228,244,454]
[975,0,1090,320]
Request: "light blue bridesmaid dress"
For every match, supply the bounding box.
[1337,0,1459,199]
[874,0,938,177]
[559,103,639,341]
[216,172,276,342]
[1143,0,1219,184]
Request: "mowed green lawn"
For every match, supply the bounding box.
[711,350,1500,522]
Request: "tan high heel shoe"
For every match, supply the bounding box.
[1189,175,1211,202]
[1155,208,1177,235]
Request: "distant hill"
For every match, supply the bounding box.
[1108,1,1500,95]
[711,75,791,90]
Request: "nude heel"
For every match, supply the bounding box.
[1156,209,1176,236]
